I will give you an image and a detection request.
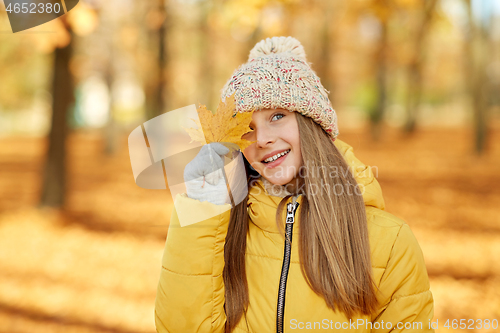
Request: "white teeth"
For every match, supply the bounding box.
[263,149,290,163]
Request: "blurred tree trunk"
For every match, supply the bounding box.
[98,3,118,156]
[156,0,168,115]
[370,16,388,141]
[103,44,117,155]
[282,1,298,45]
[145,0,169,120]
[40,21,74,208]
[199,0,216,111]
[244,19,263,62]
[464,0,490,154]
[404,0,438,133]
[317,0,334,95]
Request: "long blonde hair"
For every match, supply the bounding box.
[223,113,379,332]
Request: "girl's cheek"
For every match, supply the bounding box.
[242,146,255,165]
[243,144,254,158]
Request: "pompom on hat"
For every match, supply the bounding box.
[220,36,339,140]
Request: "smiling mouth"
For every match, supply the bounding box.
[262,149,291,163]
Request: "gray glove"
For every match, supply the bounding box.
[184,143,230,205]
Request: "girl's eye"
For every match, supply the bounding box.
[271,113,284,121]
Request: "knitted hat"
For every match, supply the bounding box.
[220,36,339,140]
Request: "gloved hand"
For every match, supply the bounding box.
[184,142,230,205]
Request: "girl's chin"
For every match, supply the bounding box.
[263,176,294,187]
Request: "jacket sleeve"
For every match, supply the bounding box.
[155,193,231,333]
[371,223,435,333]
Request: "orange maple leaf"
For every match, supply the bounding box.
[183,92,255,153]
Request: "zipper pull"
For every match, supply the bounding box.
[286,196,300,224]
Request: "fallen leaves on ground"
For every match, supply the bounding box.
[0,125,499,332]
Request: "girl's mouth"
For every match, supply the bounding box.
[261,149,290,168]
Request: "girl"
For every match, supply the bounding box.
[155,36,434,333]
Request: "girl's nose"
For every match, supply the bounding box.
[255,128,276,148]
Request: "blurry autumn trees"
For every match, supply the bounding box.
[144,0,170,121]
[198,0,218,111]
[366,0,390,141]
[404,0,439,133]
[1,4,499,332]
[40,17,74,208]
[463,0,495,154]
[356,0,441,139]
[0,0,498,208]
[34,3,97,207]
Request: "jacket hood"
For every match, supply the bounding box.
[247,139,385,233]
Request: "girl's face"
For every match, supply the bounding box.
[242,108,302,191]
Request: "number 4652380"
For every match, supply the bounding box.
[444,319,498,330]
[6,2,62,14]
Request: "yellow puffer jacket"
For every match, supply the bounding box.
[155,139,435,333]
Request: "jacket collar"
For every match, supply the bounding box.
[247,177,301,233]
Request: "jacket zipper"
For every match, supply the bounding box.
[276,195,299,333]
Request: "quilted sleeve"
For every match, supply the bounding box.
[371,223,435,333]
[155,193,231,333]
